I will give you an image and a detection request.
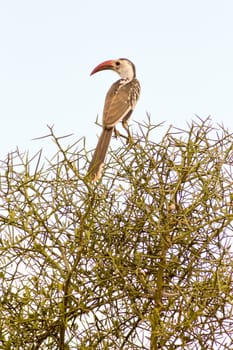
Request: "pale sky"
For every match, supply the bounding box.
[0,0,233,157]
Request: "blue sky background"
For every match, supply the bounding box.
[0,0,233,157]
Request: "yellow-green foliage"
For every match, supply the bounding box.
[0,117,232,349]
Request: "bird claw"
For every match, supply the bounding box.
[113,128,133,143]
[113,127,121,138]
[113,128,127,139]
[126,134,134,144]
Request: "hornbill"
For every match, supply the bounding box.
[88,58,140,181]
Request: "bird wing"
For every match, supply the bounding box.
[102,79,140,128]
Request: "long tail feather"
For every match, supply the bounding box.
[88,128,113,181]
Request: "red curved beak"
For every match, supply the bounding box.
[90,60,114,76]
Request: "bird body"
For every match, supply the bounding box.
[88,58,140,181]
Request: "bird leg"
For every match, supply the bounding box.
[113,127,128,140]
[122,120,133,143]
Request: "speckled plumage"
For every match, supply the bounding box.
[88,58,140,181]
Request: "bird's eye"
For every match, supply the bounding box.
[115,61,120,67]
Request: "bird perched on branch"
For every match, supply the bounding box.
[88,58,140,181]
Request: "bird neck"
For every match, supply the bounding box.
[119,77,133,87]
[119,62,135,81]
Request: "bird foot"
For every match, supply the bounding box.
[113,128,127,139]
[126,134,134,144]
[113,127,133,143]
[113,128,133,144]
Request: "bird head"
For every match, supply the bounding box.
[90,58,136,81]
